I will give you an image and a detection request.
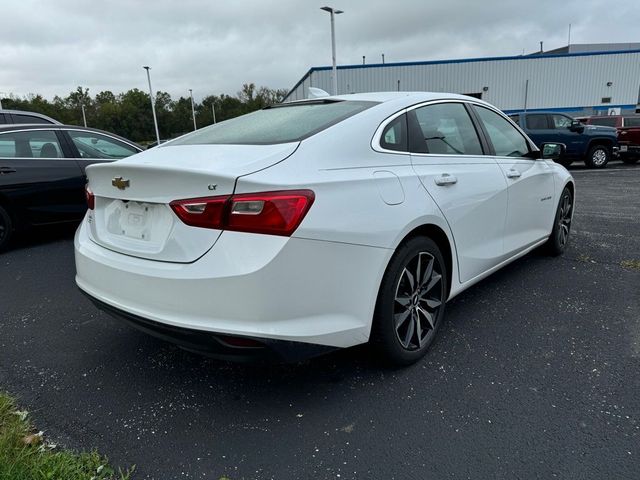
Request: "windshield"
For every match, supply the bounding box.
[170,100,377,146]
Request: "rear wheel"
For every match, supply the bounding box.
[584,144,610,169]
[371,237,447,365]
[0,206,13,252]
[545,187,573,256]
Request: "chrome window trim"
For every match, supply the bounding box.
[371,98,537,158]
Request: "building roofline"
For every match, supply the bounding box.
[284,48,640,101]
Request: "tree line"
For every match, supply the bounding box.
[1,83,288,144]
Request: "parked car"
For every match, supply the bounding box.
[585,115,640,164]
[0,109,61,125]
[0,124,142,251]
[509,111,618,168]
[75,92,574,365]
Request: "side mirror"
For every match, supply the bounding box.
[568,120,583,132]
[541,142,566,160]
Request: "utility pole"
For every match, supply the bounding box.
[143,66,161,145]
[382,53,385,64]
[320,6,344,95]
[189,89,197,130]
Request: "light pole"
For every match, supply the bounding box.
[81,104,87,127]
[143,66,161,145]
[211,101,217,124]
[189,89,197,130]
[320,6,343,95]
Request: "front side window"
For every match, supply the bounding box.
[552,114,573,129]
[68,130,139,159]
[623,117,640,127]
[0,130,63,158]
[474,106,530,157]
[171,100,377,146]
[411,103,483,155]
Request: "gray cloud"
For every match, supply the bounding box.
[0,0,636,100]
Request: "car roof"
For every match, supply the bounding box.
[0,109,62,124]
[0,123,142,150]
[288,91,491,106]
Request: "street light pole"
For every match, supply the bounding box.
[320,6,343,95]
[211,101,217,124]
[81,104,87,127]
[189,89,197,130]
[143,66,161,145]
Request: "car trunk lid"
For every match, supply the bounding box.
[85,143,298,262]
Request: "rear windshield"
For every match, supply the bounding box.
[589,117,617,127]
[170,100,377,146]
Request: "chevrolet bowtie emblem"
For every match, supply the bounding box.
[112,177,130,190]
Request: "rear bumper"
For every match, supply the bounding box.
[75,217,390,351]
[82,290,335,362]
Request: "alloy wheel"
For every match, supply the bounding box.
[394,252,444,350]
[592,148,607,166]
[558,192,572,247]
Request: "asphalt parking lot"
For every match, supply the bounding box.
[1,162,639,480]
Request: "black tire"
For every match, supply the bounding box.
[371,236,447,365]
[545,187,573,256]
[621,156,639,165]
[584,144,610,169]
[0,205,12,252]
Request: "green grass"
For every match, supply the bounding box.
[0,392,132,480]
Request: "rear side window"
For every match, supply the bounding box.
[589,117,617,127]
[171,100,377,146]
[380,114,407,152]
[625,117,640,127]
[474,106,530,157]
[68,130,139,159]
[410,103,483,155]
[0,130,63,158]
[526,114,549,130]
[11,114,53,124]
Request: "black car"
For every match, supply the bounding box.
[0,124,142,250]
[0,109,61,125]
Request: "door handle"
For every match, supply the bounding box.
[434,174,458,186]
[506,169,521,179]
[0,167,16,175]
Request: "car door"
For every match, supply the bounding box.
[408,101,508,283]
[0,128,85,225]
[471,105,555,257]
[63,129,141,174]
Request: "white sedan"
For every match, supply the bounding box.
[75,92,574,364]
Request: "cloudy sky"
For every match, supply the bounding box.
[0,0,636,101]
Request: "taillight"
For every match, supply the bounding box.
[170,190,315,237]
[85,186,95,210]
[170,195,229,229]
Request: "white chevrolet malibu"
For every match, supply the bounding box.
[75,92,574,364]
